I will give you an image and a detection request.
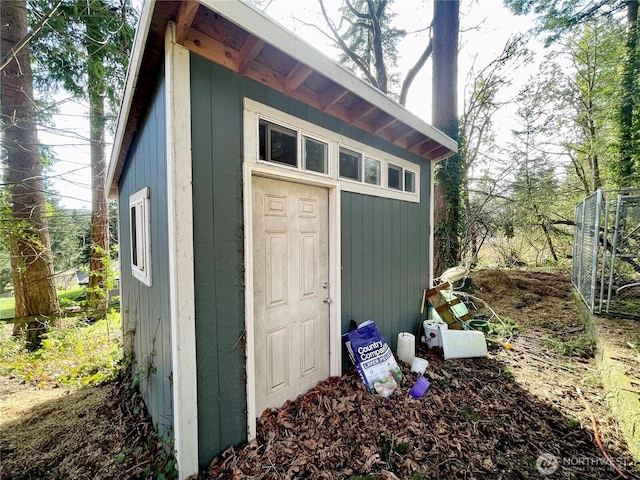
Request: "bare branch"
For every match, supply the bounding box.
[0,1,63,73]
[399,35,432,106]
[317,0,378,87]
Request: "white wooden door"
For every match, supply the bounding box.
[252,176,330,413]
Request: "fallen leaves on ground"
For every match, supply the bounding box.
[204,270,640,480]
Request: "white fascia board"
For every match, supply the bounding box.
[105,0,157,198]
[202,0,457,154]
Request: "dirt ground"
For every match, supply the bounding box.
[1,269,640,479]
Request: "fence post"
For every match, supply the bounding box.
[589,189,602,314]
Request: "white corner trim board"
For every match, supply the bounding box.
[165,22,199,480]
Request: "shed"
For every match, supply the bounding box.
[106,1,457,477]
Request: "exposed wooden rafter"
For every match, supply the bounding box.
[320,84,348,112]
[372,116,398,135]
[238,35,265,75]
[285,63,313,95]
[349,103,377,125]
[175,1,199,45]
[180,9,456,160]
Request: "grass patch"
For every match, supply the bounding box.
[544,333,595,358]
[488,316,519,337]
[0,286,87,320]
[0,311,122,387]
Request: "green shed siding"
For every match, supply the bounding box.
[118,74,173,439]
[190,55,431,466]
[340,187,431,347]
[190,55,247,467]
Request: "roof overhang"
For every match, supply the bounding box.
[106,0,458,198]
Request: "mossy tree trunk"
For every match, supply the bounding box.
[432,0,462,277]
[1,0,59,347]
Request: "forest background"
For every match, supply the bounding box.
[1,0,639,335]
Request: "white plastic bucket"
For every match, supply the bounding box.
[423,320,448,348]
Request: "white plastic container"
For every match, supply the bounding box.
[422,320,448,348]
[397,332,415,364]
[411,357,429,374]
[440,330,488,360]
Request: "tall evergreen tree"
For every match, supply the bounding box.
[30,0,135,312]
[505,0,640,187]
[1,0,59,346]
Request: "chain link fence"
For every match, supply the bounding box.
[573,188,640,319]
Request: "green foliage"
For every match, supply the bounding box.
[504,0,627,45]
[459,405,483,421]
[543,333,595,358]
[29,0,137,120]
[380,435,409,470]
[0,311,122,387]
[47,195,92,273]
[321,0,405,95]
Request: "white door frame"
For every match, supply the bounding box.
[242,102,342,441]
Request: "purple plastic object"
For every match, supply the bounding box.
[410,376,430,398]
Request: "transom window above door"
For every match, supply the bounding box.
[247,99,421,203]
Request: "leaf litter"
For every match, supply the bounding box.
[1,269,639,479]
[204,270,640,480]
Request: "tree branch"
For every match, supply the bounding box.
[399,35,432,106]
[0,1,63,73]
[317,0,378,87]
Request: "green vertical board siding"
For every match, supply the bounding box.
[191,55,246,467]
[118,74,173,440]
[340,165,432,355]
[189,54,432,467]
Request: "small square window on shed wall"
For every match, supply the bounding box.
[303,136,328,174]
[339,148,361,181]
[259,120,298,167]
[129,187,152,286]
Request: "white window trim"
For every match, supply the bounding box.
[245,98,420,203]
[129,186,152,286]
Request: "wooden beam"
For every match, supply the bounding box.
[406,135,433,151]
[184,27,240,72]
[349,101,377,124]
[320,84,348,111]
[420,140,446,156]
[424,145,453,160]
[238,35,265,75]
[285,63,313,95]
[175,1,200,45]
[389,124,414,143]
[371,115,398,135]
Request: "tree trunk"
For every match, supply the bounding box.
[86,60,109,314]
[431,0,461,276]
[1,0,59,347]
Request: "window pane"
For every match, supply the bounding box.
[304,137,328,173]
[364,157,381,185]
[388,164,402,190]
[131,206,138,266]
[259,122,267,160]
[339,148,361,181]
[270,126,297,166]
[405,170,416,193]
